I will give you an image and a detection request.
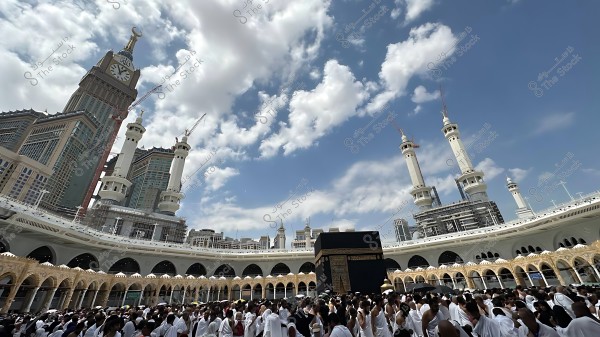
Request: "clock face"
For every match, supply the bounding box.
[109,63,131,82]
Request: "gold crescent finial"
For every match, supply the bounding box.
[132,26,142,38]
[124,26,142,52]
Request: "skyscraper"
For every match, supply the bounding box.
[17,110,99,210]
[59,27,143,211]
[126,147,174,211]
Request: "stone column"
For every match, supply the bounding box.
[138,290,144,307]
[77,289,88,309]
[98,290,110,308]
[169,288,174,304]
[194,288,200,302]
[525,273,534,287]
[42,288,58,312]
[261,286,266,299]
[60,288,75,310]
[23,287,40,313]
[496,275,504,289]
[571,267,584,284]
[451,278,457,289]
[538,272,549,287]
[122,290,128,307]
[480,276,487,290]
[591,265,600,281]
[90,290,99,308]
[1,285,18,314]
[465,277,475,290]
[182,287,187,304]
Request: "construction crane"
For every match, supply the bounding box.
[391,119,420,148]
[175,113,207,141]
[81,84,163,212]
[185,113,207,137]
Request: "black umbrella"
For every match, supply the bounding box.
[433,285,456,295]
[408,283,436,293]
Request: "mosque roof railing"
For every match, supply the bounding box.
[1,189,599,256]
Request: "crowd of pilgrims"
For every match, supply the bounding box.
[1,285,600,337]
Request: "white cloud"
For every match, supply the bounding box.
[475,158,505,180]
[364,23,456,114]
[204,166,240,191]
[411,85,440,103]
[533,112,575,135]
[404,0,435,23]
[410,105,422,116]
[583,168,600,176]
[259,59,369,157]
[508,167,531,182]
[309,68,321,80]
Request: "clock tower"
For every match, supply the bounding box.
[59,27,143,211]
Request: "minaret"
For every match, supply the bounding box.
[277,222,286,250]
[400,130,433,210]
[506,177,534,219]
[157,135,191,215]
[441,98,488,202]
[98,111,145,204]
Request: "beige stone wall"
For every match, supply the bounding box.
[0,241,598,313]
[387,240,600,291]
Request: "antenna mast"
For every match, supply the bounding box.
[440,85,448,118]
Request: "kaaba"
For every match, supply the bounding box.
[314,231,387,295]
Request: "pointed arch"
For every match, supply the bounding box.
[407,255,430,268]
[26,246,55,264]
[299,262,315,273]
[242,264,263,277]
[186,263,206,277]
[214,264,236,277]
[270,263,290,276]
[151,260,177,275]
[108,258,140,274]
[384,258,401,270]
[67,253,98,269]
[438,251,464,266]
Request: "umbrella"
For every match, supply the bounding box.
[382,289,394,295]
[295,294,306,298]
[191,302,199,305]
[45,309,58,313]
[157,302,167,306]
[433,285,455,295]
[408,283,436,292]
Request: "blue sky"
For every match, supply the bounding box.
[1,0,599,246]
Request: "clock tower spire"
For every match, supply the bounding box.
[57,27,143,212]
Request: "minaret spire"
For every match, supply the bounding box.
[440,85,451,125]
[506,176,534,219]
[399,127,433,210]
[98,111,146,204]
[441,90,488,202]
[157,135,191,215]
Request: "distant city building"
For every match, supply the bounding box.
[291,223,355,249]
[273,223,286,249]
[393,218,411,242]
[186,228,269,250]
[0,109,43,152]
[15,110,99,210]
[125,147,174,212]
[85,203,187,243]
[0,146,53,205]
